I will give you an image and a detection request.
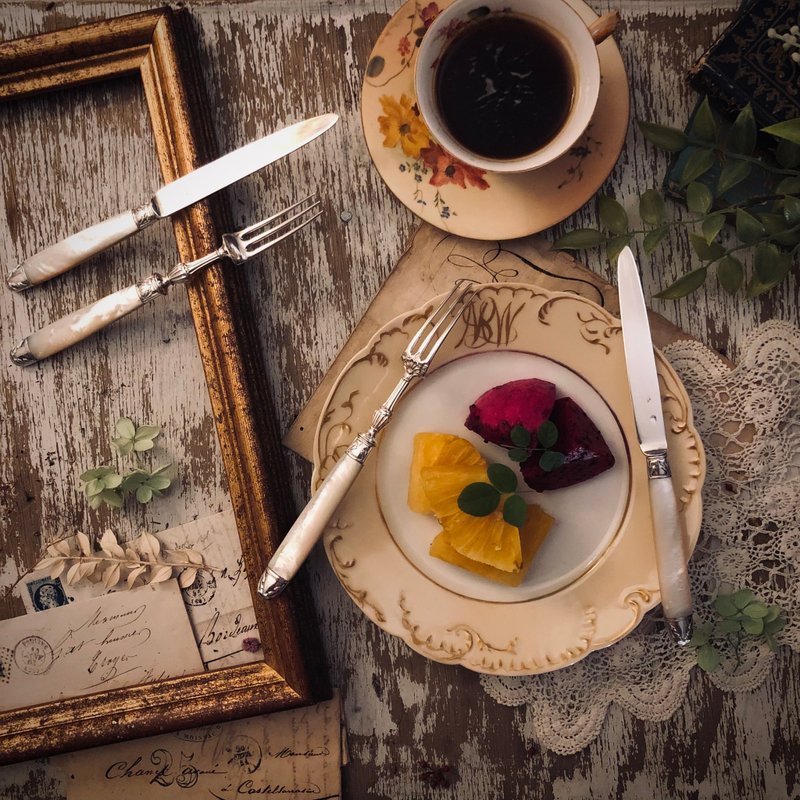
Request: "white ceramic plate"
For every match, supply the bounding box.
[315,284,704,674]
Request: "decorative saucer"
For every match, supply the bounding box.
[315,284,704,675]
[360,0,630,240]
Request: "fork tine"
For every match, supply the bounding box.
[407,281,477,361]
[238,194,318,238]
[245,207,323,257]
[242,199,322,245]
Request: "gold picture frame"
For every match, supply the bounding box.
[0,7,326,764]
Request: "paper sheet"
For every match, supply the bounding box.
[0,693,344,799]
[13,509,260,670]
[0,581,203,712]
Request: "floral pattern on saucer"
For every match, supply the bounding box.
[360,0,630,239]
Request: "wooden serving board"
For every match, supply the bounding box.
[285,222,714,461]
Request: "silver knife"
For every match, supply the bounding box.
[617,246,693,646]
[6,113,338,292]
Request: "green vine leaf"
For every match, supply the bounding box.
[637,120,689,152]
[686,182,713,214]
[680,148,715,186]
[762,118,800,146]
[750,243,791,294]
[691,97,718,144]
[696,643,721,672]
[639,189,665,225]
[701,213,726,245]
[776,139,800,169]
[727,104,757,154]
[735,208,766,244]
[643,226,669,255]
[717,255,744,294]
[689,233,725,261]
[776,176,800,195]
[606,234,633,265]
[552,228,607,250]
[783,196,800,226]
[656,267,708,299]
[598,195,629,235]
[457,482,500,517]
[716,160,751,197]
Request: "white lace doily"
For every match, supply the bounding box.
[480,320,800,755]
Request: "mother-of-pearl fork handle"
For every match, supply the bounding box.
[7,205,157,291]
[11,282,152,365]
[258,449,364,598]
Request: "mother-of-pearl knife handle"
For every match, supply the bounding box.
[258,450,364,598]
[6,204,158,292]
[10,276,166,365]
[648,466,693,644]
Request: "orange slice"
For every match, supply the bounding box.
[430,505,554,584]
[438,510,522,572]
[408,433,485,514]
[419,465,489,520]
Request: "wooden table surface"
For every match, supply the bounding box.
[0,1,798,798]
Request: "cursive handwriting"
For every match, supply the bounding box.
[201,611,258,648]
[268,747,330,759]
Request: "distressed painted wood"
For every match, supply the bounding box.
[0,0,797,797]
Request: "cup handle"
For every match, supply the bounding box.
[588,11,620,45]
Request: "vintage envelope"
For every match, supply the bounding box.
[0,692,343,799]
[14,508,260,671]
[0,581,203,712]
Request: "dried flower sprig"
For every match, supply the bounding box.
[34,529,211,591]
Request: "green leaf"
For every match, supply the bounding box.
[691,98,718,144]
[690,622,712,647]
[502,494,527,528]
[776,176,800,195]
[764,633,777,651]
[735,208,766,244]
[716,160,751,197]
[643,226,669,255]
[717,256,744,294]
[714,593,738,618]
[510,425,531,448]
[680,148,715,186]
[508,448,529,463]
[687,182,713,214]
[537,420,558,449]
[539,450,566,472]
[80,468,107,481]
[727,104,756,154]
[637,120,689,152]
[598,195,629,235]
[121,471,148,492]
[151,463,173,476]
[116,417,136,439]
[606,234,633,265]
[689,233,725,261]
[639,189,665,225]
[112,437,134,455]
[100,489,123,509]
[487,463,517,493]
[458,482,500,517]
[702,213,726,245]
[764,606,781,623]
[552,228,607,250]
[776,139,800,168]
[103,473,123,489]
[783,196,800,226]
[135,485,153,504]
[741,616,764,635]
[696,644,721,672]
[146,475,171,491]
[717,618,743,634]
[86,479,104,497]
[743,601,769,619]
[758,212,800,247]
[764,614,786,635]
[733,588,756,609]
[134,425,161,441]
[655,267,708,299]
[762,118,800,145]
[133,438,155,452]
[751,243,791,292]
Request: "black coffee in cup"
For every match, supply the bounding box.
[434,15,575,160]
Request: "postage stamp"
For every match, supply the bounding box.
[26,576,69,611]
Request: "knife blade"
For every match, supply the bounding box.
[617,246,693,646]
[6,113,338,291]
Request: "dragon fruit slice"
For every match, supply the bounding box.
[465,378,556,447]
[521,397,615,491]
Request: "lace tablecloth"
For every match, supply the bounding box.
[480,321,800,755]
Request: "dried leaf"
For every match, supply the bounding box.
[149,564,173,584]
[100,529,126,559]
[179,568,198,589]
[125,547,139,562]
[66,561,82,586]
[35,556,59,571]
[103,563,121,588]
[76,532,92,557]
[137,532,161,561]
[127,565,147,589]
[53,540,73,557]
[184,550,204,566]
[50,561,66,580]
[79,561,96,578]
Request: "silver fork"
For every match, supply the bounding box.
[258,280,478,599]
[10,196,322,366]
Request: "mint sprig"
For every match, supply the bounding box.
[457,462,528,528]
[508,422,564,472]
